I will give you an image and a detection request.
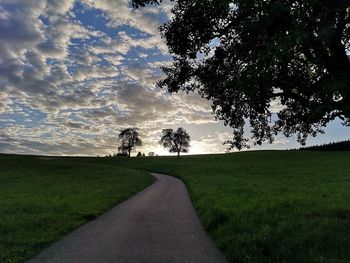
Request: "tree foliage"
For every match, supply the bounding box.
[159,127,190,157]
[133,0,350,150]
[118,128,142,157]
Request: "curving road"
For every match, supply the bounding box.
[27,173,227,263]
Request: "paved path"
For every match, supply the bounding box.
[27,173,227,263]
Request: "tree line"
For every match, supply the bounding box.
[116,127,190,158]
[299,140,350,151]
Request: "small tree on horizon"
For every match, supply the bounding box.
[118,128,142,157]
[159,127,190,158]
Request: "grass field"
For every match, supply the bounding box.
[89,151,350,262]
[1,151,350,262]
[0,155,154,263]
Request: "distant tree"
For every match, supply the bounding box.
[148,152,155,157]
[118,128,142,157]
[142,153,146,157]
[117,147,129,156]
[133,0,350,150]
[159,127,190,158]
[137,151,142,157]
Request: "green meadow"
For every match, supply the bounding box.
[0,155,153,263]
[1,151,350,262]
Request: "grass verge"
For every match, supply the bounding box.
[0,155,154,263]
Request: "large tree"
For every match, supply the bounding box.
[118,128,142,157]
[133,0,350,150]
[160,127,190,157]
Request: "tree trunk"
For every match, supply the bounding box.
[177,151,180,158]
[128,149,131,158]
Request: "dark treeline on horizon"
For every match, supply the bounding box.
[300,140,350,151]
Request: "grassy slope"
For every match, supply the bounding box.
[0,155,154,263]
[2,151,350,262]
[89,151,350,262]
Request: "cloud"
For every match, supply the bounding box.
[81,0,169,35]
[0,0,226,156]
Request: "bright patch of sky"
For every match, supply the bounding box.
[0,0,348,156]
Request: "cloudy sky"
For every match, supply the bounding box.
[0,0,349,156]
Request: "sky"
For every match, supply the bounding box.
[0,0,349,156]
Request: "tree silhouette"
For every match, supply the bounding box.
[133,0,350,150]
[118,128,142,157]
[160,127,190,158]
[300,140,350,151]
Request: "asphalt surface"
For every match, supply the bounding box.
[27,173,227,263]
